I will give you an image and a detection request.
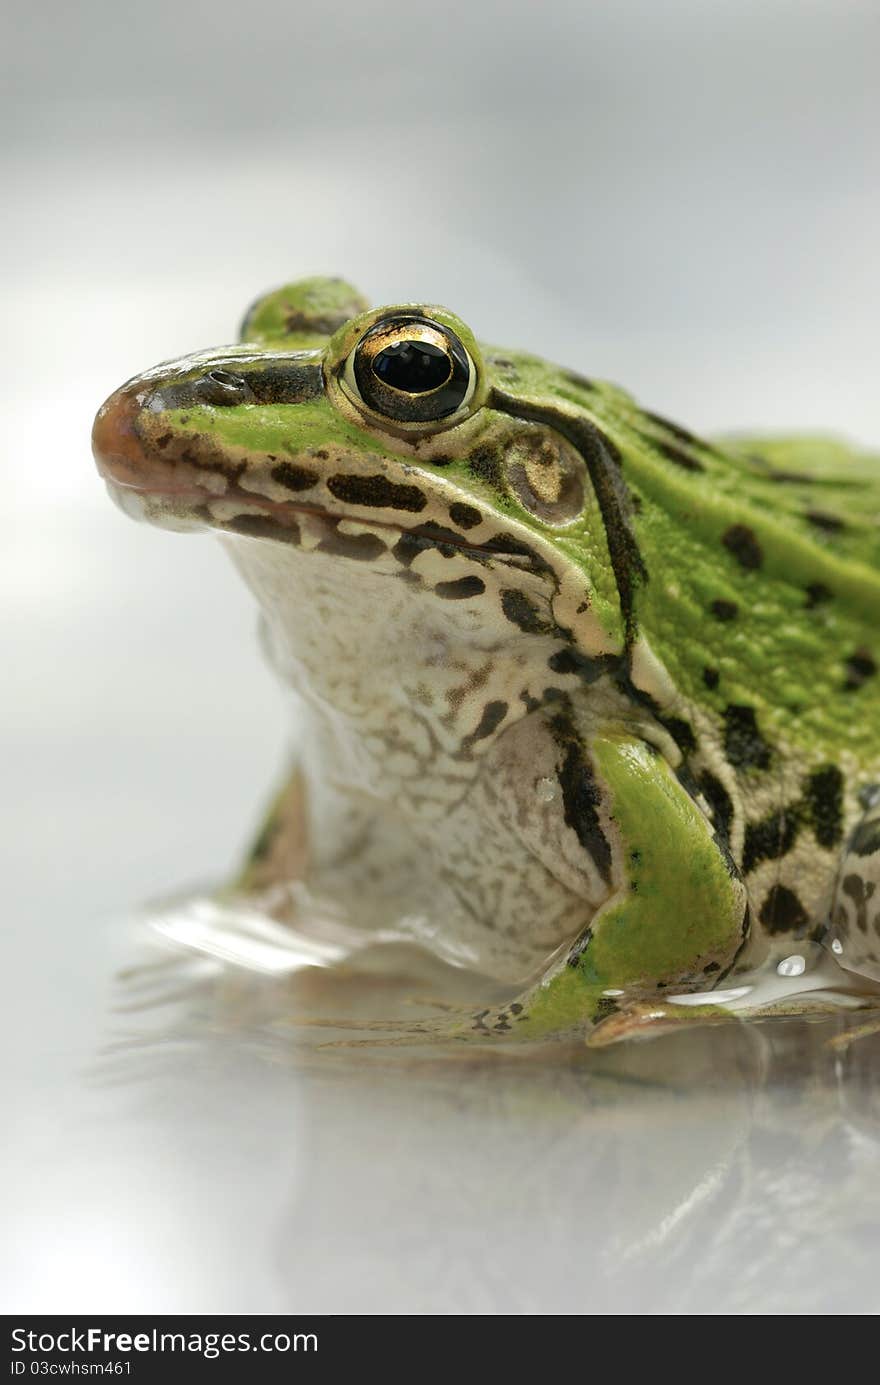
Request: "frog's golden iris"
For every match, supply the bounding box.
[344,312,476,426]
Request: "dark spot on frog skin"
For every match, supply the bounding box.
[842,875,876,933]
[723,704,772,770]
[844,647,877,691]
[711,599,739,621]
[509,1002,523,1015]
[658,440,705,473]
[703,666,720,690]
[391,522,476,567]
[806,509,846,534]
[281,306,359,336]
[547,647,607,683]
[742,806,802,874]
[501,588,552,634]
[642,410,701,447]
[481,533,552,573]
[703,960,721,974]
[805,582,833,609]
[593,995,620,1020]
[722,524,763,571]
[658,715,697,754]
[318,529,387,562]
[468,445,505,490]
[391,532,423,567]
[749,454,815,484]
[226,513,301,543]
[697,771,734,845]
[449,502,483,530]
[561,369,596,393]
[806,764,844,848]
[850,817,880,857]
[434,575,486,600]
[459,700,509,754]
[271,460,320,492]
[674,761,702,802]
[566,926,593,968]
[155,432,172,450]
[326,474,427,513]
[552,713,613,885]
[759,884,809,936]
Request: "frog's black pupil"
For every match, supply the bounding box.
[372,340,451,394]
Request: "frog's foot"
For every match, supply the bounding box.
[587,990,880,1049]
[827,1013,880,1051]
[586,1000,736,1047]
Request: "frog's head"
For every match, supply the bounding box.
[93,278,634,666]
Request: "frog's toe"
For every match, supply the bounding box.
[587,1000,739,1047]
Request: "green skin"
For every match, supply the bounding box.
[92,277,880,1045]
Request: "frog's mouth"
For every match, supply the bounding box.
[108,476,548,576]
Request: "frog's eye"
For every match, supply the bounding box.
[344,314,476,425]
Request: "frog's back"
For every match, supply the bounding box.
[596,407,880,767]
[721,432,880,574]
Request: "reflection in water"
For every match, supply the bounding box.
[90,905,880,1314]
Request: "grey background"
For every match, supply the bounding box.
[3,0,880,1314]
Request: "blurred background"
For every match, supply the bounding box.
[3,0,880,1314]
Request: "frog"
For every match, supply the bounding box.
[92,276,880,1045]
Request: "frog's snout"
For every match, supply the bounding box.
[92,382,151,490]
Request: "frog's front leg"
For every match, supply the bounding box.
[483,726,750,1042]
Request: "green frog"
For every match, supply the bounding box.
[92,277,880,1044]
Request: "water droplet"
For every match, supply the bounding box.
[831,938,844,956]
[601,988,624,997]
[535,776,558,803]
[777,954,806,977]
